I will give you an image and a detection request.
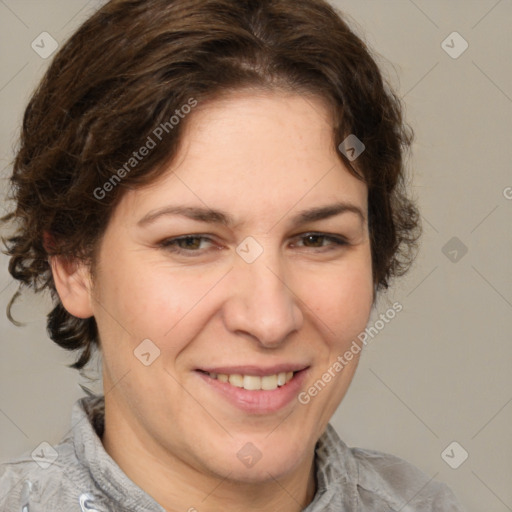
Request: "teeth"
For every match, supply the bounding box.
[228,374,244,388]
[208,371,295,391]
[261,374,277,390]
[243,375,261,390]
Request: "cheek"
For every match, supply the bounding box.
[95,257,224,357]
[305,258,373,344]
[96,256,173,323]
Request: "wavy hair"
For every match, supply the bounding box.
[1,0,420,369]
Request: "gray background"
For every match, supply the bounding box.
[1,1,511,510]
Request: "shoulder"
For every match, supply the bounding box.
[315,425,466,511]
[0,435,95,511]
[350,445,465,511]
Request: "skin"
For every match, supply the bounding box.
[52,90,374,512]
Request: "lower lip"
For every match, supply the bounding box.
[195,369,309,414]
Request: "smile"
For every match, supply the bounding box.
[204,371,295,391]
[195,366,309,414]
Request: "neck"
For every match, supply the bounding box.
[102,397,317,512]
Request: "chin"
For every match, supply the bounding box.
[222,459,300,484]
[204,435,308,484]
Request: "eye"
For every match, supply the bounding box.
[159,235,216,254]
[293,232,348,250]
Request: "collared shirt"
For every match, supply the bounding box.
[0,395,465,511]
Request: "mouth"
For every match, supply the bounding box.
[196,370,296,391]
[194,365,309,414]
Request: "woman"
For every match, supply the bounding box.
[0,0,465,510]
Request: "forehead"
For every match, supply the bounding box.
[180,89,336,166]
[116,91,367,224]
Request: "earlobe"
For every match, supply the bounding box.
[50,255,95,319]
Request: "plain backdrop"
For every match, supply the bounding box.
[1,1,511,510]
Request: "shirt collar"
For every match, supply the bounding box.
[72,395,358,511]
[73,395,165,511]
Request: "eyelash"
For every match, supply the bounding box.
[158,233,348,257]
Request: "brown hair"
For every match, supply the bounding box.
[1,0,420,369]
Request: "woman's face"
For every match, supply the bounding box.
[86,91,373,483]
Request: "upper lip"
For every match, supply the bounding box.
[196,364,309,377]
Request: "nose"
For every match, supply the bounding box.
[222,249,303,347]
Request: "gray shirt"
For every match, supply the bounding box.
[0,395,465,511]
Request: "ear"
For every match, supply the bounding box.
[50,255,95,319]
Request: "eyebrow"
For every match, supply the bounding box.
[137,201,366,228]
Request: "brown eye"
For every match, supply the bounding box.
[176,236,203,250]
[160,235,214,254]
[294,233,347,249]
[302,234,326,247]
